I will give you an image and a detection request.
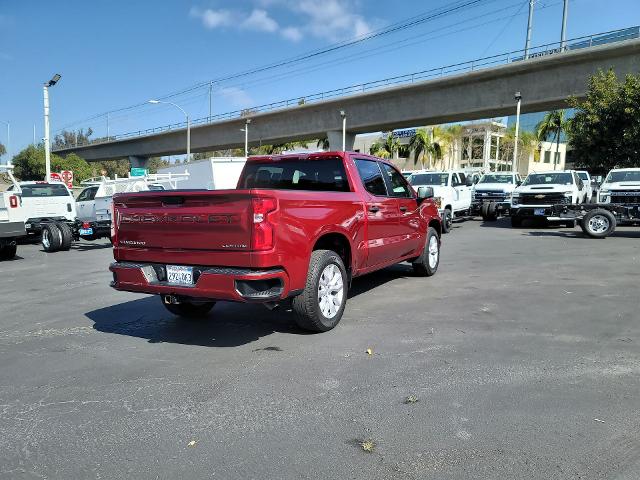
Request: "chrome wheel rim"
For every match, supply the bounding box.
[42,230,50,248]
[318,264,344,319]
[588,215,609,234]
[428,235,439,268]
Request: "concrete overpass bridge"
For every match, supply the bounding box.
[54,32,640,168]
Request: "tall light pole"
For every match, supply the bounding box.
[513,92,522,173]
[148,100,190,162]
[524,0,535,59]
[340,110,346,151]
[560,0,569,51]
[240,118,252,157]
[43,73,61,182]
[0,120,9,165]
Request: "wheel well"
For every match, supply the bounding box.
[429,219,442,237]
[313,233,351,272]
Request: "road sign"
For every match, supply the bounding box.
[49,172,62,182]
[130,167,148,177]
[60,170,73,188]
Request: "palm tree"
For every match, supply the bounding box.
[316,137,330,150]
[370,133,400,159]
[536,110,568,170]
[409,128,443,170]
[440,125,463,170]
[500,127,538,171]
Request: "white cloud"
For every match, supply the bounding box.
[295,0,372,41]
[189,7,234,29]
[219,87,254,109]
[242,9,278,33]
[281,26,302,42]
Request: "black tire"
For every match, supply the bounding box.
[0,244,17,260]
[487,202,498,221]
[441,209,452,233]
[292,249,348,332]
[480,203,489,220]
[510,216,523,228]
[162,297,216,318]
[412,227,440,277]
[41,223,62,252]
[56,222,73,251]
[581,209,616,238]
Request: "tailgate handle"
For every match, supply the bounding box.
[399,206,407,212]
[369,206,380,213]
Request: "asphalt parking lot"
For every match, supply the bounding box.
[1,219,640,479]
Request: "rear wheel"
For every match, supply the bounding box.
[480,203,489,220]
[0,244,17,260]
[56,222,73,250]
[162,297,216,318]
[42,223,62,252]
[412,227,440,277]
[441,209,452,233]
[292,249,347,332]
[580,209,616,238]
[487,202,498,221]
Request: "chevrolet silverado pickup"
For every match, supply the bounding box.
[110,152,442,332]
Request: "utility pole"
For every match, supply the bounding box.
[513,92,522,173]
[524,0,535,59]
[43,74,62,182]
[560,0,569,51]
[340,110,346,151]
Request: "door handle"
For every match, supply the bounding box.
[399,206,408,212]
[369,206,380,213]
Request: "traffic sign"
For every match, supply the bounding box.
[130,167,148,177]
[60,170,74,188]
[49,172,62,182]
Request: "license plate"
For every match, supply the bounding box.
[166,265,193,285]
[79,228,93,235]
[534,208,546,216]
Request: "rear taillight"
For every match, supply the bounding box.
[82,221,91,229]
[9,195,18,208]
[251,197,277,251]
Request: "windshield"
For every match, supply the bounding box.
[605,170,640,183]
[522,173,573,186]
[479,174,513,184]
[19,183,71,197]
[409,173,449,186]
[577,172,589,180]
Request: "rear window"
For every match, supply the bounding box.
[19,184,71,197]
[239,157,350,192]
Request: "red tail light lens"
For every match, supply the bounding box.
[82,221,91,229]
[9,195,18,208]
[251,197,277,251]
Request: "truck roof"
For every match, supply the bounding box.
[247,151,396,166]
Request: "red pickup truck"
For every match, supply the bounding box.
[110,152,442,332]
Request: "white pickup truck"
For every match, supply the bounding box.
[408,170,473,232]
[471,171,522,221]
[510,170,587,227]
[0,166,27,260]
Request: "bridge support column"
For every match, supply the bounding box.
[128,156,149,170]
[327,130,355,152]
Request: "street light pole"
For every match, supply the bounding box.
[243,119,251,157]
[524,0,535,59]
[560,0,569,51]
[0,120,9,164]
[340,110,346,151]
[148,100,190,162]
[513,92,522,173]
[43,74,61,182]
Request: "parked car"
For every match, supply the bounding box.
[554,168,640,238]
[110,152,442,332]
[576,170,593,202]
[471,171,522,221]
[408,170,473,232]
[510,170,586,227]
[0,165,27,260]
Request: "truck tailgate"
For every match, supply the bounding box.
[114,190,253,251]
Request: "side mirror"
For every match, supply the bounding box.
[417,186,434,200]
[465,178,474,187]
[516,181,522,186]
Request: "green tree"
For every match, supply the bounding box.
[317,137,330,150]
[11,145,93,183]
[536,110,568,170]
[440,125,463,170]
[0,142,6,157]
[53,128,94,148]
[370,133,400,159]
[409,128,442,169]
[499,127,538,169]
[568,70,640,171]
[147,157,171,174]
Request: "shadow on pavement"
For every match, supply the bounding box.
[85,265,411,347]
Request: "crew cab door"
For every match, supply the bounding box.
[452,173,472,212]
[76,186,98,221]
[354,158,402,267]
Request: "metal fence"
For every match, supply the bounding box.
[61,26,639,150]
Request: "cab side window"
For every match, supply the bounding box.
[380,163,412,198]
[452,174,462,187]
[77,187,97,202]
[355,159,387,196]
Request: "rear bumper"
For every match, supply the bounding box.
[0,221,27,239]
[109,262,291,303]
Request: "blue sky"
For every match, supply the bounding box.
[0,0,638,158]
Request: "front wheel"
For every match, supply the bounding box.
[412,227,440,277]
[580,209,616,238]
[0,244,17,260]
[292,249,348,332]
[162,297,216,318]
[42,223,62,252]
[441,209,452,233]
